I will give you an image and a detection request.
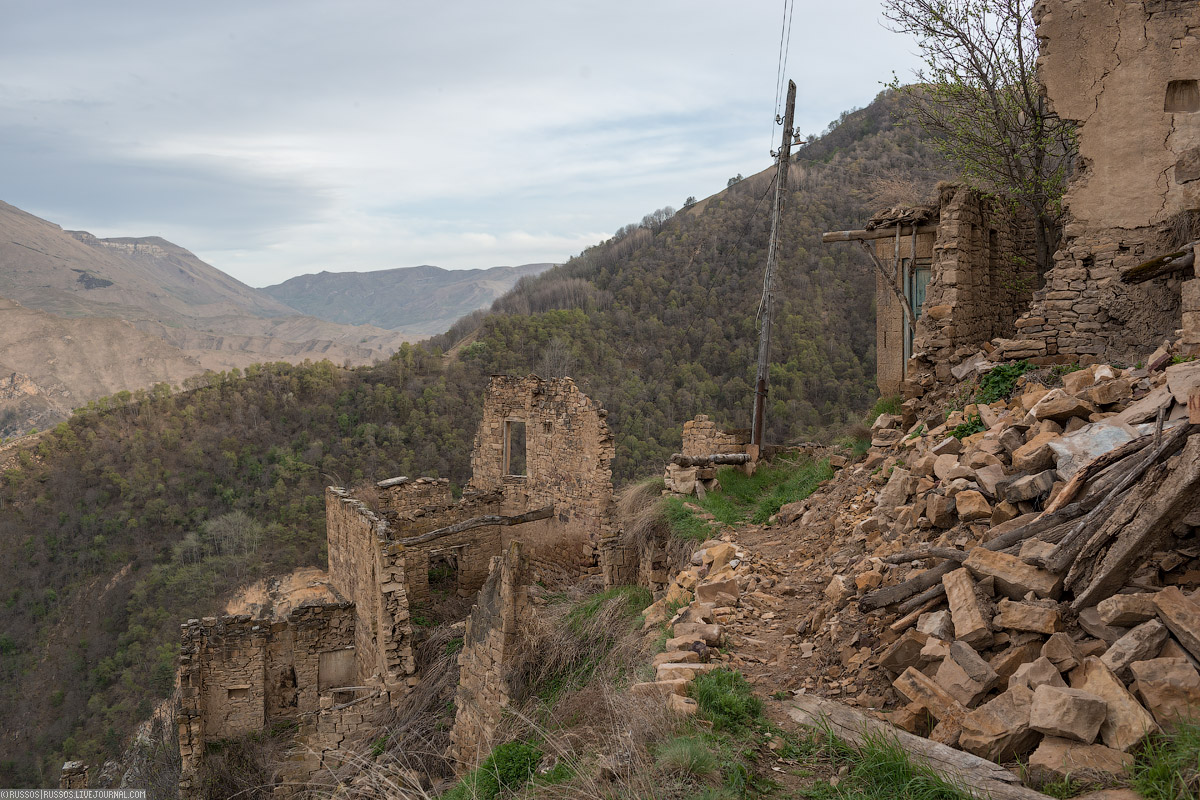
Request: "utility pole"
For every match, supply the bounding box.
[751,79,796,450]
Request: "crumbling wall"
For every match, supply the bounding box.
[448,543,529,767]
[326,488,416,688]
[875,230,936,396]
[681,415,750,458]
[177,606,357,795]
[993,0,1200,363]
[908,186,1038,391]
[469,375,616,584]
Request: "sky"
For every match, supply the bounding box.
[0,1,924,287]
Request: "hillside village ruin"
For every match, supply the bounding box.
[53,0,1200,795]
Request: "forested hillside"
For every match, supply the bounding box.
[0,90,949,786]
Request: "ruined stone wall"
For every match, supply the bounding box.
[469,375,615,584]
[326,488,415,689]
[377,476,454,517]
[993,0,1200,363]
[264,603,356,723]
[680,414,750,458]
[907,187,1038,390]
[448,543,529,768]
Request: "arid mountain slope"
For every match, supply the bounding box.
[0,201,420,436]
[261,263,553,334]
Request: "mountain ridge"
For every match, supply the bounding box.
[262,262,553,334]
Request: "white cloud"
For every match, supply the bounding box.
[0,0,924,285]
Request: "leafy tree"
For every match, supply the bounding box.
[883,0,1075,271]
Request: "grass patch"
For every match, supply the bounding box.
[690,668,764,734]
[869,396,903,425]
[566,585,652,634]
[656,735,720,781]
[1132,720,1200,800]
[803,729,971,800]
[442,739,542,800]
[664,456,836,539]
[975,360,1034,404]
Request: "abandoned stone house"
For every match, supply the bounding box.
[177,375,621,794]
[827,0,1200,396]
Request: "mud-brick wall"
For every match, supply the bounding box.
[448,544,529,768]
[468,375,616,585]
[326,488,415,688]
[264,603,355,723]
[992,0,1200,363]
[680,415,750,458]
[906,187,1036,391]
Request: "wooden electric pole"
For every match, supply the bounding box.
[751,79,796,449]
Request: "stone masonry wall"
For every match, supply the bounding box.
[469,375,616,585]
[680,414,750,458]
[993,0,1200,363]
[907,186,1038,391]
[326,488,416,690]
[448,542,530,768]
[177,606,357,796]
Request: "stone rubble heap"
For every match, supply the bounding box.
[791,352,1200,786]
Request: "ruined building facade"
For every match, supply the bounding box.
[993,0,1200,363]
[178,375,617,794]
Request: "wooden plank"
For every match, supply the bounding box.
[670,452,752,467]
[821,225,938,243]
[395,506,554,546]
[786,695,1053,800]
[1120,243,1197,284]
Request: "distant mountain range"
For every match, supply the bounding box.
[261,263,553,335]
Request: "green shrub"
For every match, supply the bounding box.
[868,396,903,424]
[443,740,542,800]
[805,730,970,800]
[656,736,719,780]
[663,496,716,542]
[975,360,1034,404]
[566,585,652,634]
[949,415,984,440]
[690,668,762,733]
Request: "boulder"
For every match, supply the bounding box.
[878,629,929,674]
[916,610,954,641]
[1128,657,1200,729]
[1062,368,1099,396]
[630,679,690,697]
[1100,620,1170,679]
[667,693,699,715]
[1078,607,1128,645]
[931,436,962,456]
[959,685,1039,762]
[1086,378,1133,407]
[872,428,905,448]
[1049,422,1137,480]
[991,639,1048,682]
[974,464,1007,499]
[964,549,1062,599]
[935,654,993,707]
[1031,389,1097,423]
[652,650,701,667]
[824,575,853,605]
[1012,431,1061,473]
[933,453,960,481]
[1097,593,1159,627]
[1165,358,1200,404]
[954,490,992,522]
[1070,657,1158,752]
[995,599,1062,634]
[1153,586,1200,661]
[1010,657,1068,691]
[875,467,913,514]
[696,579,739,606]
[1027,737,1132,785]
[657,662,718,681]
[1042,633,1084,672]
[1000,470,1058,503]
[1029,685,1108,743]
[703,543,737,573]
[926,493,955,528]
[672,622,721,646]
[943,568,993,647]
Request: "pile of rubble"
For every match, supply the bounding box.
[795,354,1200,785]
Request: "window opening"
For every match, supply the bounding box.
[1165,80,1200,113]
[428,551,459,601]
[504,420,527,476]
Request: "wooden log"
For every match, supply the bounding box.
[882,547,968,565]
[860,504,1084,611]
[1043,422,1193,574]
[1120,243,1197,284]
[889,595,946,632]
[786,695,1053,800]
[1071,433,1200,608]
[821,224,938,243]
[1041,430,1160,515]
[669,453,752,467]
[396,506,554,546]
[898,583,948,615]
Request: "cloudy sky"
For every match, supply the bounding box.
[0,1,923,287]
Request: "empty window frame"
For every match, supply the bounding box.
[503,420,527,476]
[1165,80,1200,113]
